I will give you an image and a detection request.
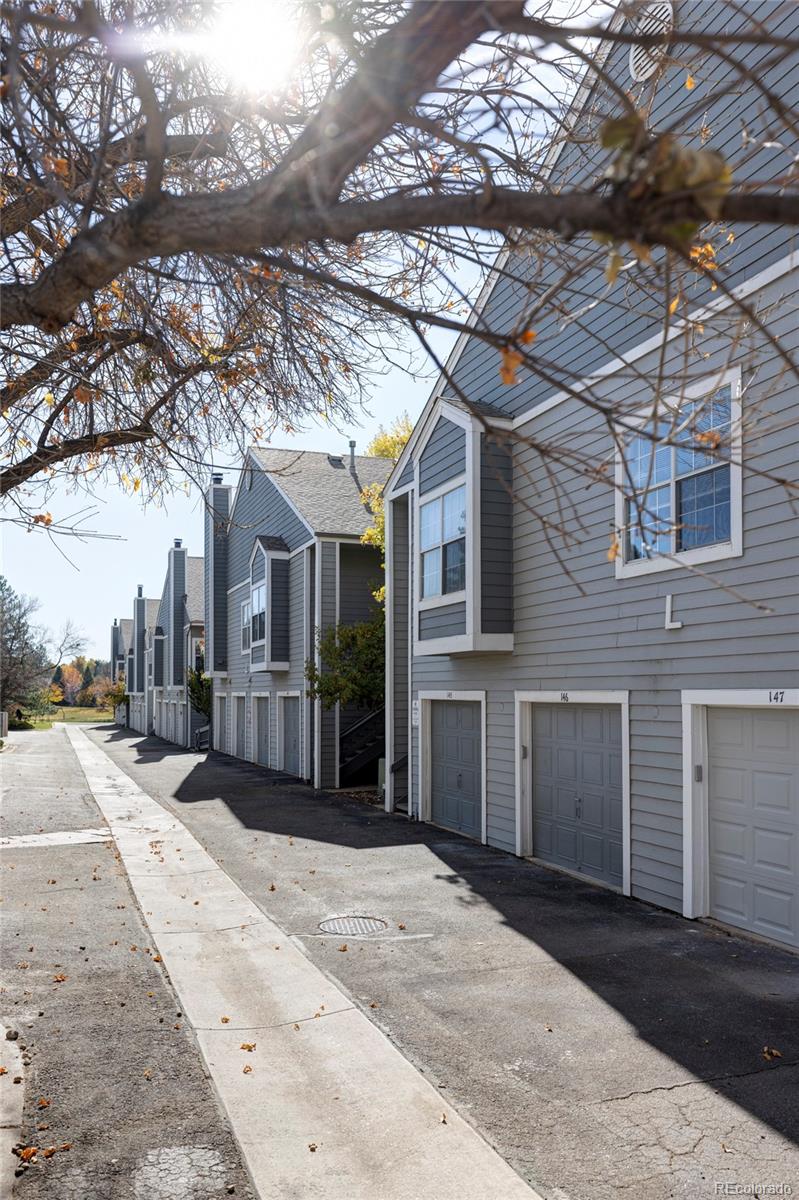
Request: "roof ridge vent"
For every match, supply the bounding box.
[629,1,673,83]
[327,454,345,468]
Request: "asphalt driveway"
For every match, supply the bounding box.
[87,726,799,1200]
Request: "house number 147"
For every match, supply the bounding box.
[769,690,785,703]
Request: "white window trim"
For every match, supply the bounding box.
[514,690,631,897]
[276,690,302,774]
[416,473,468,611]
[250,690,270,767]
[417,690,487,843]
[240,599,251,654]
[681,688,799,923]
[614,367,742,578]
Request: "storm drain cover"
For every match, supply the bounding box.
[318,915,388,936]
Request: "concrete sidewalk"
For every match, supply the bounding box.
[85,726,799,1200]
[66,725,537,1200]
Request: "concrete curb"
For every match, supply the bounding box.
[0,1026,24,1195]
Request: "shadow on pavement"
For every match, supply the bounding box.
[96,727,799,1147]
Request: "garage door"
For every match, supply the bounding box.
[282,696,300,776]
[708,707,798,949]
[532,704,623,888]
[430,700,481,839]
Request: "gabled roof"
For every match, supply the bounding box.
[255,534,289,553]
[249,447,392,538]
[185,556,204,623]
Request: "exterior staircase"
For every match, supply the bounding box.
[339,706,385,786]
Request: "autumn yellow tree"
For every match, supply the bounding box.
[59,663,83,707]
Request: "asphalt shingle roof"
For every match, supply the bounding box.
[145,599,160,631]
[249,448,392,537]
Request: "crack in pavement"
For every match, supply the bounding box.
[598,1058,799,1104]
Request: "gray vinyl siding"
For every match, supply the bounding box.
[306,545,315,777]
[390,496,410,801]
[338,544,381,626]
[397,458,414,488]
[134,595,145,694]
[419,602,467,640]
[481,437,513,635]
[227,465,310,587]
[251,644,265,666]
[205,483,231,674]
[444,1,799,423]
[270,557,290,663]
[154,639,164,687]
[318,542,338,787]
[171,550,186,685]
[251,548,265,584]
[396,264,799,890]
[418,417,466,494]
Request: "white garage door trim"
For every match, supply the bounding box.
[681,689,799,922]
[418,691,487,844]
[514,691,631,896]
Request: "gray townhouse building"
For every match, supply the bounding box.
[112,539,205,745]
[149,539,206,748]
[384,1,799,950]
[204,444,390,786]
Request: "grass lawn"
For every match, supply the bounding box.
[10,707,114,731]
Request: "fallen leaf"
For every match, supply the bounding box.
[19,1147,38,1161]
[308,1143,317,1152]
[59,1143,72,1152]
[53,974,67,983]
[152,955,162,963]
[143,1069,152,1080]
[441,1113,447,1124]
[37,1097,50,1109]
[762,1046,782,1061]
[293,1024,300,1031]
[42,1147,56,1159]
[369,1002,379,1009]
[268,884,276,892]
[397,923,406,930]
[220,1016,230,1024]
[240,1042,256,1052]
[721,1142,734,1153]
[338,944,348,952]
[242,1065,252,1074]
[545,1024,553,1032]
[0,1067,7,1075]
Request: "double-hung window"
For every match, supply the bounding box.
[419,482,466,599]
[621,382,736,567]
[251,582,266,644]
[240,601,251,653]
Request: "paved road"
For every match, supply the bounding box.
[85,726,799,1200]
[0,727,254,1200]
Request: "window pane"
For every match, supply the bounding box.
[257,612,266,642]
[677,465,730,549]
[676,386,732,477]
[421,549,441,598]
[443,538,466,594]
[626,429,670,488]
[420,498,441,551]
[625,485,671,560]
[442,486,466,541]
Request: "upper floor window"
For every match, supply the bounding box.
[420,483,466,598]
[251,582,266,644]
[617,377,741,576]
[241,600,251,653]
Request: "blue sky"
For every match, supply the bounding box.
[3,327,455,660]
